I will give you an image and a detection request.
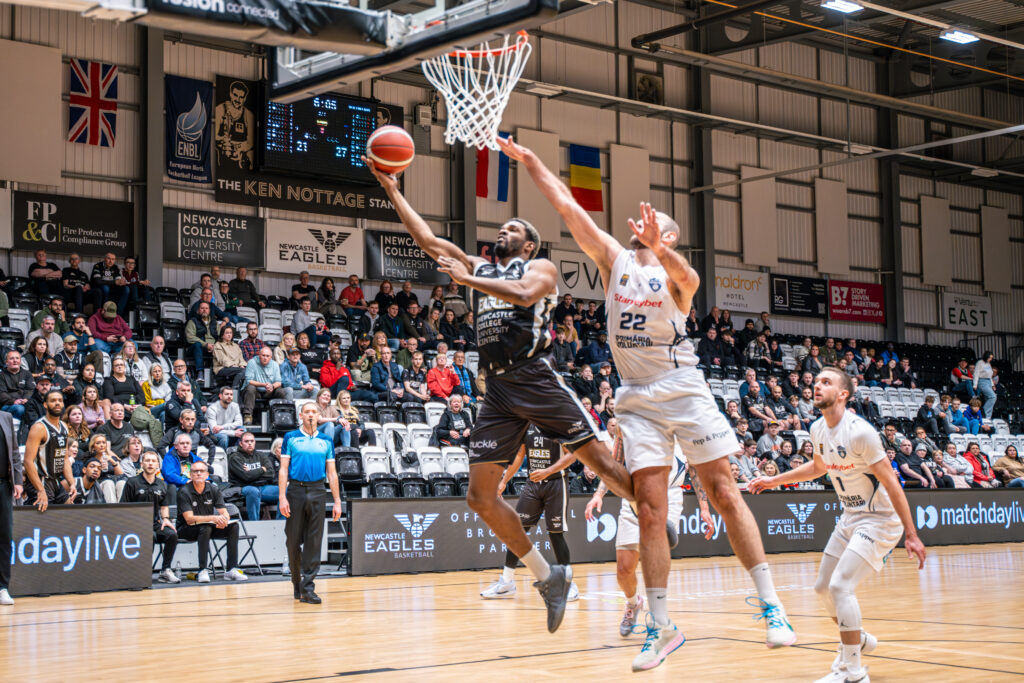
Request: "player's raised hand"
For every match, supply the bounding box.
[747,476,775,494]
[361,155,401,191]
[495,135,529,162]
[905,534,927,569]
[584,495,602,521]
[437,256,470,284]
[627,202,663,251]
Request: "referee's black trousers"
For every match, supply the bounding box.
[285,482,327,595]
[0,478,12,590]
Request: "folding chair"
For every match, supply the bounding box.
[210,503,264,576]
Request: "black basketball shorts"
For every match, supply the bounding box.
[24,477,72,505]
[468,356,597,466]
[516,477,568,533]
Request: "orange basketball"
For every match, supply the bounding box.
[366,125,415,174]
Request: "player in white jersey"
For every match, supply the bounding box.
[500,136,795,671]
[750,368,926,683]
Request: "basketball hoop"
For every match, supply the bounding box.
[421,30,531,151]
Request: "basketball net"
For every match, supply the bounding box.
[421,31,531,151]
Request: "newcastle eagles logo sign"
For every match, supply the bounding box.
[394,513,439,539]
[309,229,351,254]
[786,503,817,524]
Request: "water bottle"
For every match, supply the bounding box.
[174,561,182,581]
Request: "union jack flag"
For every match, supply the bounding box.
[68,59,118,147]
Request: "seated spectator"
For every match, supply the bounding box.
[451,350,476,403]
[159,408,218,458]
[358,301,382,337]
[791,337,811,366]
[801,345,823,375]
[911,426,939,457]
[442,282,468,321]
[738,368,768,399]
[552,327,576,374]
[841,350,861,382]
[336,390,375,447]
[228,267,263,309]
[375,302,413,351]
[934,394,959,435]
[684,307,699,337]
[394,280,418,313]
[316,277,345,318]
[31,297,70,337]
[571,365,599,402]
[64,404,91,456]
[22,336,52,379]
[426,351,460,401]
[730,439,759,482]
[963,441,1000,488]
[732,417,752,442]
[26,315,63,358]
[119,435,144,478]
[594,381,613,419]
[596,361,620,393]
[696,327,727,368]
[0,349,34,422]
[853,391,880,424]
[941,442,974,483]
[741,382,774,437]
[950,358,975,399]
[19,377,54,443]
[97,402,136,456]
[119,257,152,312]
[80,383,107,430]
[401,302,429,345]
[766,385,800,430]
[239,322,265,362]
[73,457,107,505]
[402,352,430,404]
[339,274,368,317]
[581,332,613,372]
[228,431,279,521]
[884,447,902,485]
[374,279,397,312]
[435,393,472,447]
[212,325,246,389]
[89,252,122,311]
[600,397,615,427]
[364,345,403,403]
[756,420,783,458]
[571,465,601,494]
[880,342,898,364]
[290,270,318,309]
[280,347,316,400]
[207,386,245,451]
[994,445,1024,488]
[56,334,86,382]
[119,340,147,383]
[271,332,295,365]
[927,449,956,489]
[320,347,354,398]
[863,357,886,386]
[310,388,345,445]
[102,357,163,445]
[164,378,204,428]
[66,314,105,370]
[775,440,795,472]
[61,253,92,313]
[292,297,330,345]
[393,337,417,369]
[120,450,180,583]
[735,319,757,350]
[241,347,290,425]
[28,248,63,297]
[580,396,604,430]
[85,433,124,502]
[744,331,771,371]
[963,398,992,435]
[580,301,605,339]
[175,460,248,583]
[440,309,469,351]
[554,294,577,334]
[915,395,939,434]
[893,358,917,388]
[188,273,213,306]
[896,441,937,488]
[88,301,131,354]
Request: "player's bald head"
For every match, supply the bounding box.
[630,210,681,250]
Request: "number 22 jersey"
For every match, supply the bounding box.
[810,411,896,517]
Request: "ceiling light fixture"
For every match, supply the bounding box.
[940,29,980,44]
[821,0,864,12]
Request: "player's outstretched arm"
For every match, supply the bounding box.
[748,453,827,493]
[438,255,557,308]
[496,136,621,277]
[23,423,48,511]
[628,202,700,311]
[870,458,927,568]
[362,156,481,271]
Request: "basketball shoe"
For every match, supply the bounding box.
[567,582,579,602]
[814,667,869,683]
[831,631,878,674]
[480,578,517,599]
[746,596,797,648]
[619,596,645,637]
[534,564,573,633]
[631,614,685,672]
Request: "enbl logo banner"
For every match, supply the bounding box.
[165,74,212,184]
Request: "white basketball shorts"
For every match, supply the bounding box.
[824,510,904,572]
[616,486,684,550]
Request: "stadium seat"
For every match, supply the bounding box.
[399,472,429,498]
[0,327,25,352]
[408,424,433,451]
[236,306,258,322]
[417,447,444,476]
[442,447,469,475]
[160,301,187,324]
[428,472,458,497]
[949,434,968,453]
[708,379,725,397]
[369,472,400,498]
[508,473,529,496]
[136,303,160,331]
[722,380,740,401]
[259,309,282,327]
[282,310,296,330]
[363,422,384,449]
[465,351,479,375]
[269,399,299,434]
[992,419,1010,435]
[792,430,811,450]
[375,403,400,424]
[334,447,363,482]
[455,472,470,496]
[383,421,410,457]
[424,401,446,428]
[401,402,426,425]
[361,447,391,477]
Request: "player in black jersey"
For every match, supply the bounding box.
[367,159,636,633]
[482,425,579,600]
[23,390,75,510]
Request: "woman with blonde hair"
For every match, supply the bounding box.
[314,387,346,445]
[143,362,172,421]
[118,340,146,382]
[336,390,374,446]
[87,433,125,502]
[274,331,296,364]
[372,331,390,359]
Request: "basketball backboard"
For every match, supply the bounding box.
[268,0,559,103]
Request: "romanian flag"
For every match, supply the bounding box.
[569,144,603,212]
[476,131,510,201]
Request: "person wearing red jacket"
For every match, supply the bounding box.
[426,352,460,400]
[963,442,1001,488]
[87,301,132,354]
[320,348,375,402]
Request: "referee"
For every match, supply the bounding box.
[279,402,341,604]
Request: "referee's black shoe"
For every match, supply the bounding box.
[300,591,322,604]
[534,564,573,633]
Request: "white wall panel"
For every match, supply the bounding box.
[950,234,981,282]
[712,130,758,173]
[984,190,1022,215]
[540,99,616,147]
[13,6,138,64]
[776,182,812,209]
[848,193,880,218]
[500,92,540,132]
[543,2,614,40]
[759,140,818,183]
[828,320,884,342]
[993,290,1024,334]
[950,208,979,234]
[849,219,880,271]
[897,114,925,147]
[936,182,984,210]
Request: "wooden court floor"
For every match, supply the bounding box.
[2,543,1022,682]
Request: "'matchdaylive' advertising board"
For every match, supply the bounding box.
[10,504,153,596]
[349,490,1024,575]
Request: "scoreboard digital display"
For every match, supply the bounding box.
[262,93,380,183]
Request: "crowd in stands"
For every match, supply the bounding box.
[4,253,1022,582]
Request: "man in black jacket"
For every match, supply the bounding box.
[434,394,473,448]
[0,350,34,422]
[401,302,429,346]
[228,267,263,308]
[696,327,727,368]
[552,327,575,375]
[228,432,279,520]
[164,380,205,427]
[158,408,219,458]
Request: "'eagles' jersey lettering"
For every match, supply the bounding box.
[472,258,556,372]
